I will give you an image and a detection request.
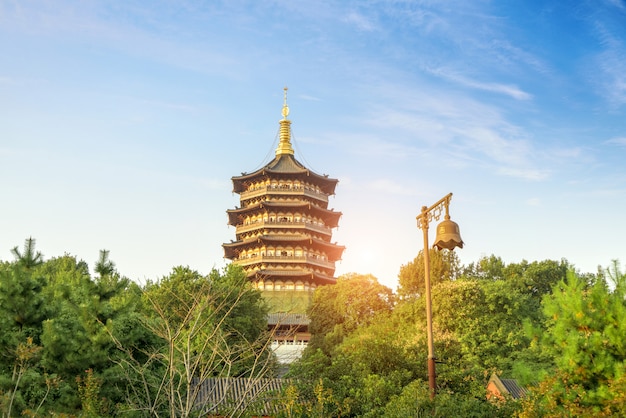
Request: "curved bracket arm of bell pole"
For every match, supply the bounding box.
[416,193,453,229]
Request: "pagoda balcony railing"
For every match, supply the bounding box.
[236,219,331,235]
[235,254,335,269]
[240,185,328,202]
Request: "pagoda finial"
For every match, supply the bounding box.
[282,86,289,119]
[276,86,294,156]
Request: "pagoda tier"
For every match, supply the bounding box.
[232,154,338,196]
[226,201,342,229]
[253,269,336,286]
[223,234,344,261]
[223,88,344,292]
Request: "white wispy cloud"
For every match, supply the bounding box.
[0,1,241,78]
[585,4,626,107]
[606,136,626,146]
[488,40,551,76]
[343,11,377,32]
[591,31,626,107]
[299,94,322,102]
[426,67,533,100]
[345,82,554,181]
[596,47,626,106]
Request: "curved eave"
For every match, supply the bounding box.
[251,269,337,285]
[226,202,342,227]
[232,155,338,194]
[223,236,345,260]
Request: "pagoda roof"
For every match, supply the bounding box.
[227,201,342,227]
[232,154,338,195]
[223,235,345,261]
[233,88,338,195]
[251,269,337,285]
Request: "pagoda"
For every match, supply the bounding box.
[223,89,344,358]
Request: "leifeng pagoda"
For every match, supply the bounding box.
[223,88,344,363]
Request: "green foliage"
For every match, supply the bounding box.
[1,337,43,417]
[11,237,44,270]
[4,237,624,417]
[291,275,411,417]
[398,249,461,297]
[306,273,394,355]
[142,264,271,374]
[0,255,46,335]
[329,316,416,416]
[208,263,270,351]
[291,257,569,416]
[76,369,110,417]
[275,380,351,418]
[462,255,506,280]
[94,249,116,278]
[519,267,626,416]
[503,259,568,299]
[36,254,145,412]
[117,264,275,417]
[433,279,539,379]
[0,240,148,415]
[1,241,276,417]
[383,380,521,417]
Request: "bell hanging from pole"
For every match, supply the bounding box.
[433,213,464,251]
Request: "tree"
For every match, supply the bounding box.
[1,242,281,416]
[0,240,49,416]
[519,267,626,416]
[112,264,275,417]
[430,278,544,391]
[398,249,461,298]
[94,249,116,278]
[462,254,505,280]
[288,255,577,416]
[383,379,519,418]
[306,273,394,355]
[503,259,568,298]
[1,244,147,416]
[0,239,46,335]
[11,237,43,270]
[290,275,402,416]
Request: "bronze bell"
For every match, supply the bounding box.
[433,216,464,250]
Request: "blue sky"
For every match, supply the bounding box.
[1,0,625,289]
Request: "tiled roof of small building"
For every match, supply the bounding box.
[499,378,528,399]
[267,313,310,326]
[487,373,528,400]
[194,377,286,416]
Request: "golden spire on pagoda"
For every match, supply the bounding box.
[276,86,294,156]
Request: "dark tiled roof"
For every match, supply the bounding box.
[231,154,338,194]
[194,377,286,416]
[500,378,528,399]
[226,201,342,224]
[487,373,528,400]
[265,154,309,173]
[267,313,310,326]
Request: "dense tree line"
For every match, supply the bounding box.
[0,239,273,417]
[284,251,626,417]
[1,239,625,417]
